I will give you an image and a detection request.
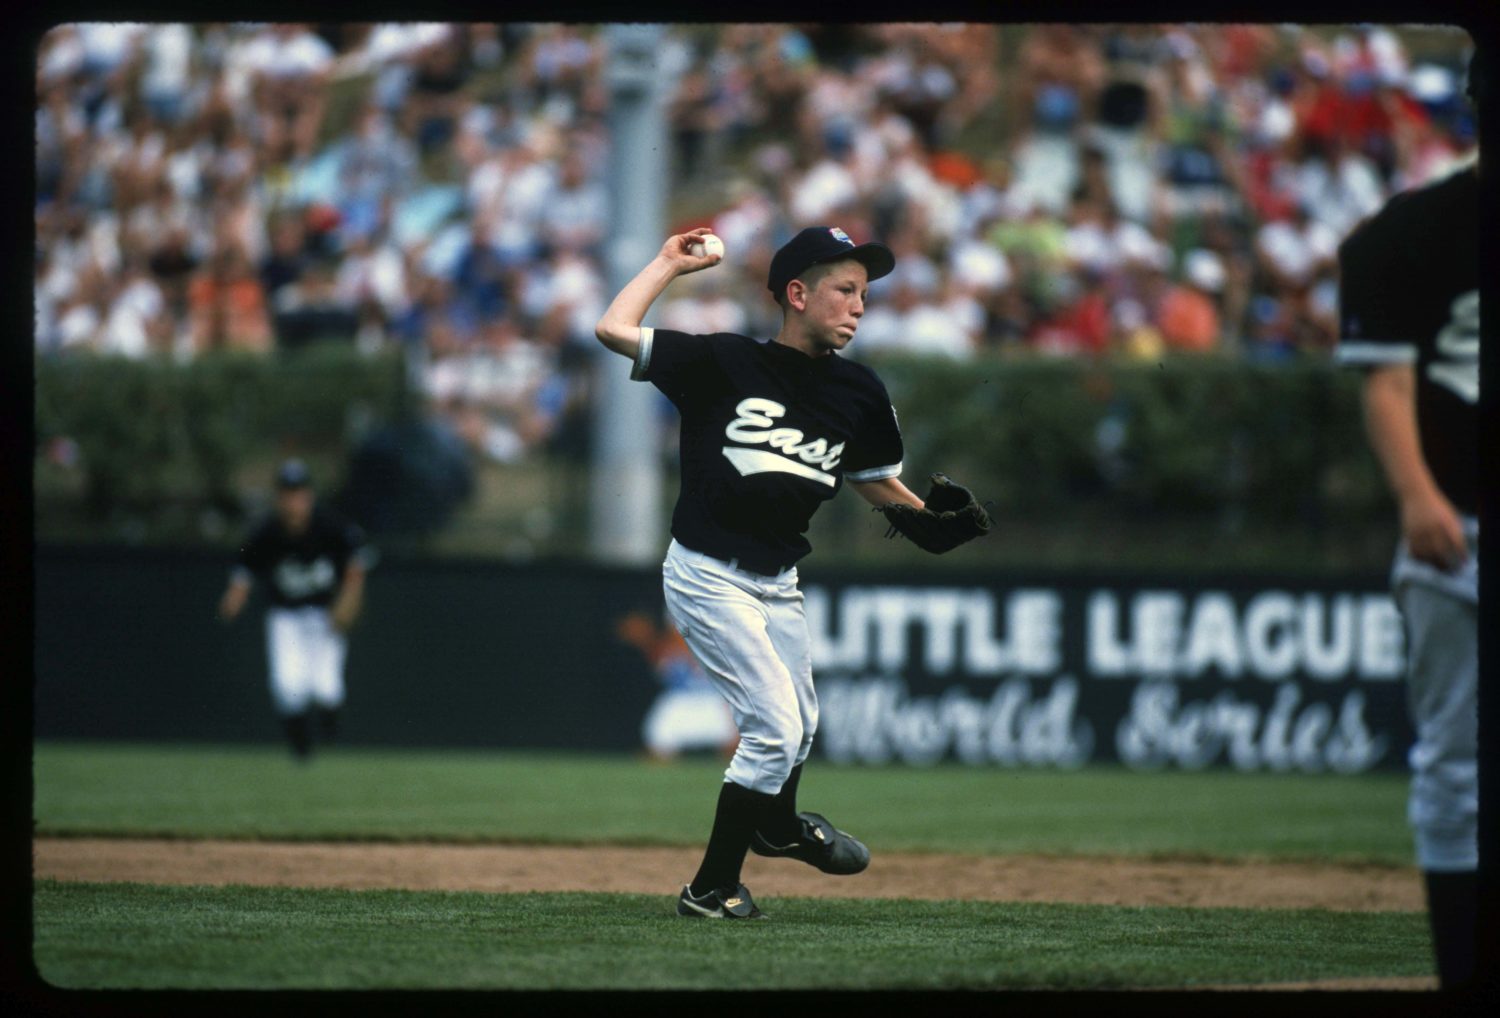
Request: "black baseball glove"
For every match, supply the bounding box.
[879,473,993,554]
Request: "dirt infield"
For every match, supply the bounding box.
[34,838,1436,990]
[35,837,1424,912]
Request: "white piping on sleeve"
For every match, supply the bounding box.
[846,462,902,483]
[1334,341,1418,365]
[630,326,655,380]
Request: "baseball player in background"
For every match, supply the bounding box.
[616,611,740,762]
[596,225,990,919]
[217,458,375,760]
[1334,49,1481,991]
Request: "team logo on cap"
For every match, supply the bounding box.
[829,227,853,245]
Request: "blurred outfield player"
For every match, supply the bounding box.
[217,458,374,760]
[1334,48,1482,991]
[596,225,989,919]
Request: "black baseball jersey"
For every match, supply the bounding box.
[234,506,374,609]
[1336,164,1479,516]
[634,328,904,573]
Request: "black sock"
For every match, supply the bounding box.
[316,706,339,740]
[757,763,805,846]
[283,713,312,758]
[1424,869,1477,990]
[690,781,776,897]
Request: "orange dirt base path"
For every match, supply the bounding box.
[35,837,1424,912]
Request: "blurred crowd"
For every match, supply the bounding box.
[35,22,1477,466]
[670,23,1476,362]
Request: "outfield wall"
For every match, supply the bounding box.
[33,545,1412,772]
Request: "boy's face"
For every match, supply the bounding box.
[797,260,870,354]
[275,486,314,533]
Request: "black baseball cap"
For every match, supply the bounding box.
[275,458,312,490]
[767,226,896,297]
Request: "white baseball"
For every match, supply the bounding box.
[689,234,724,260]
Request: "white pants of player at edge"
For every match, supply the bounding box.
[265,606,346,716]
[661,539,814,795]
[1393,517,1479,873]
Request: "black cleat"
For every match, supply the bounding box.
[751,812,870,875]
[676,883,767,919]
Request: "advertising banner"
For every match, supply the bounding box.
[801,574,1409,773]
[34,546,1412,771]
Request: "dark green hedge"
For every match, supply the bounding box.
[34,347,1397,570]
[874,351,1385,518]
[35,345,409,525]
[837,351,1394,572]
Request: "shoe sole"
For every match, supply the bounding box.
[676,902,766,919]
[750,824,870,875]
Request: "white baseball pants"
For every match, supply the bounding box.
[1394,580,1478,872]
[661,539,816,795]
[265,606,347,716]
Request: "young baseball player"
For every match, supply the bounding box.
[1334,51,1480,990]
[217,458,375,760]
[596,225,989,919]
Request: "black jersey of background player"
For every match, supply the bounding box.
[637,329,904,572]
[1337,165,1479,516]
[237,506,371,609]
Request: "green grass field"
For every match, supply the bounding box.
[34,882,1428,991]
[29,741,1427,990]
[32,742,1412,862]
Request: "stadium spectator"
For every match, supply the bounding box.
[526,248,607,349]
[32,21,1479,435]
[788,128,862,225]
[670,48,720,186]
[338,106,418,241]
[357,23,454,116]
[1030,270,1112,357]
[449,232,511,340]
[271,256,358,352]
[658,267,751,338]
[188,243,273,353]
[403,25,472,160]
[1286,133,1385,240]
[520,25,601,124]
[241,23,335,166]
[147,222,201,349]
[425,316,559,464]
[1156,248,1225,353]
[101,253,172,357]
[333,227,410,351]
[53,286,106,355]
[538,146,608,257]
[1112,294,1168,362]
[1391,63,1473,190]
[259,214,310,300]
[138,23,197,128]
[854,264,974,359]
[467,130,555,267]
[388,271,452,350]
[1010,25,1105,215]
[1254,199,1339,295]
[1156,31,1235,224]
